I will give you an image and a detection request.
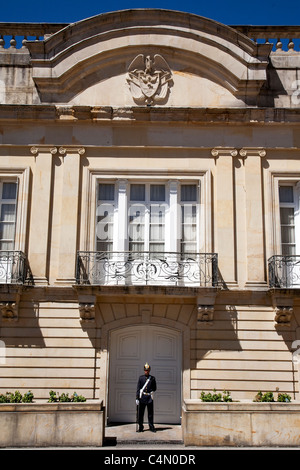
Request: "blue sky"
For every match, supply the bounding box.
[1,0,300,25]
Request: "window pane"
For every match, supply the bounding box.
[98,183,114,201]
[129,205,145,249]
[96,201,114,252]
[282,244,296,256]
[279,186,294,203]
[181,185,197,202]
[0,241,14,251]
[149,242,164,254]
[281,226,295,244]
[181,205,196,224]
[150,205,165,224]
[1,204,16,222]
[130,184,145,201]
[2,182,17,200]
[150,184,165,201]
[280,207,294,226]
[0,222,15,241]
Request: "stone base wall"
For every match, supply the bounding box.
[183,400,300,447]
[0,401,105,447]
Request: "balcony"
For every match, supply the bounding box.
[268,255,300,289]
[76,251,218,288]
[0,250,31,285]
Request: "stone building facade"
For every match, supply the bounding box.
[0,9,300,424]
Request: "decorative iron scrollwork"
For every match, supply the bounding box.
[76,251,218,288]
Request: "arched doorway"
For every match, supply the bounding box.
[108,325,182,424]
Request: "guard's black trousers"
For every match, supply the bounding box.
[138,400,154,429]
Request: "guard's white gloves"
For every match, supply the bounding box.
[136,400,139,405]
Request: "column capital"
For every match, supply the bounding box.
[30,146,57,155]
[211,148,238,158]
[58,146,85,155]
[239,148,267,158]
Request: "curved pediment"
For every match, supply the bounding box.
[27,9,272,106]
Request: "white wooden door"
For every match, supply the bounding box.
[108,325,182,424]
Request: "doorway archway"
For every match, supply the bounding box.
[108,325,182,424]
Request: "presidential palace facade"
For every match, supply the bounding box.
[0,9,300,427]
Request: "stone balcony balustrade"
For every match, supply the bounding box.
[0,23,299,52]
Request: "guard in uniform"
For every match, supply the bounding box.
[136,363,157,432]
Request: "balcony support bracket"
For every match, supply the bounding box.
[75,289,97,324]
[0,287,21,322]
[197,292,217,325]
[270,289,294,327]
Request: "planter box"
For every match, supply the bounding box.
[0,401,105,447]
[183,400,300,447]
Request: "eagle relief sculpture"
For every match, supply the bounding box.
[126,54,173,105]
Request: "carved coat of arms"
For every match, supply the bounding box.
[127,54,172,105]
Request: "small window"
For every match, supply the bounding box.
[0,181,18,251]
[279,185,297,256]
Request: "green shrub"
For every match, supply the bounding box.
[277,393,291,402]
[0,390,34,403]
[254,390,292,402]
[253,391,275,402]
[71,392,86,402]
[48,390,86,402]
[200,389,232,402]
[22,390,34,403]
[48,390,59,402]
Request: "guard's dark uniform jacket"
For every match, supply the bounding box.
[136,374,157,403]
[136,374,157,431]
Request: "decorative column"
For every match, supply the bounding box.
[56,146,85,285]
[29,146,57,285]
[211,148,237,286]
[241,148,267,287]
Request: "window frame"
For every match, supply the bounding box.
[272,175,300,257]
[0,169,29,253]
[82,170,212,256]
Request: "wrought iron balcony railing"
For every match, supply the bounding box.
[0,250,31,285]
[268,255,300,288]
[76,251,218,288]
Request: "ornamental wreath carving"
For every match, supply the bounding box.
[126,54,173,105]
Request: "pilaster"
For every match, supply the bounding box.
[212,148,237,287]
[242,148,267,288]
[55,146,85,285]
[29,146,57,285]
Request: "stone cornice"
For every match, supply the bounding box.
[0,105,299,125]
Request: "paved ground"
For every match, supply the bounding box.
[104,423,183,447]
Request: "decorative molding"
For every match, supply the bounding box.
[58,147,85,155]
[270,290,294,327]
[127,54,173,105]
[211,148,267,160]
[79,303,96,323]
[274,306,293,326]
[239,148,267,158]
[30,146,57,156]
[0,302,18,322]
[197,305,214,324]
[211,148,238,158]
[56,106,76,120]
[141,308,151,323]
